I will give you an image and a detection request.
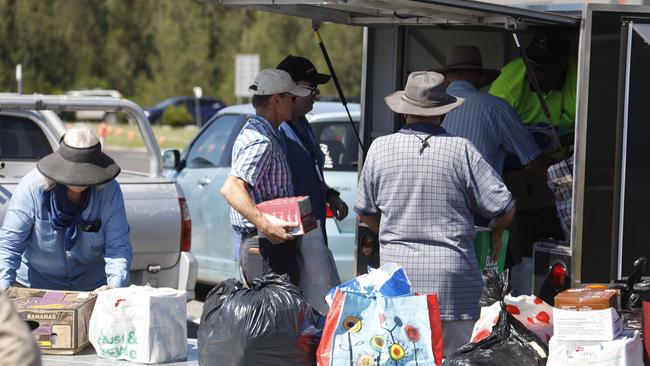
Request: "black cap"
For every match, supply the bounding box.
[277,55,331,85]
[525,30,570,70]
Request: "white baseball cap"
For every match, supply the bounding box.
[249,69,311,97]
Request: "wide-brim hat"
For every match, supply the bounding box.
[37,141,120,186]
[385,71,464,117]
[434,45,501,88]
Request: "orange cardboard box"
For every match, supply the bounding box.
[554,288,621,311]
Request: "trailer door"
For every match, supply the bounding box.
[616,20,650,280]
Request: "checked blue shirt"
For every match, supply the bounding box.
[355,123,514,321]
[443,81,541,175]
[229,115,294,233]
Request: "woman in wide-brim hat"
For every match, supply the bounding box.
[0,124,132,293]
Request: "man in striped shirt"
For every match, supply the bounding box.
[439,46,551,177]
[355,71,516,356]
[221,68,310,285]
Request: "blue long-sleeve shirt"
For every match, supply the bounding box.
[0,170,132,290]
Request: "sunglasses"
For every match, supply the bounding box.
[298,83,320,96]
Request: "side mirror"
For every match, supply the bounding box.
[162,149,181,170]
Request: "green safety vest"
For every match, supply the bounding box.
[489,57,577,130]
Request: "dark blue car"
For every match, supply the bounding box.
[145,96,226,127]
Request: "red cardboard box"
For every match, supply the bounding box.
[257,196,317,235]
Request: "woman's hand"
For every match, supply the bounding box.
[91,284,114,296]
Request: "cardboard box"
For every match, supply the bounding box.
[547,330,643,366]
[257,196,317,235]
[553,307,623,341]
[7,287,96,355]
[554,288,621,311]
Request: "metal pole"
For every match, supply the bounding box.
[194,97,201,127]
[313,23,366,155]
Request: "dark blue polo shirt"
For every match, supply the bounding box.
[279,117,328,243]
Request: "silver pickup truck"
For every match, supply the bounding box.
[0,94,198,299]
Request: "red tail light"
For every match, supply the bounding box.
[179,198,192,252]
[326,203,334,218]
[550,262,567,289]
[361,232,375,257]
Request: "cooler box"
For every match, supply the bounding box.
[474,227,509,273]
[533,240,572,305]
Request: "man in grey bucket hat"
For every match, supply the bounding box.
[355,71,516,357]
[0,124,132,293]
[439,45,549,177]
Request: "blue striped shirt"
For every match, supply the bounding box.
[229,115,294,232]
[354,123,514,320]
[442,81,541,175]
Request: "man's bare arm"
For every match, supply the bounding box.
[357,212,380,234]
[489,206,516,262]
[220,175,296,244]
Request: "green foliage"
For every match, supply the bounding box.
[0,0,363,105]
[161,105,193,127]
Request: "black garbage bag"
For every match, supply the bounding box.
[444,269,548,366]
[479,268,511,307]
[197,273,322,366]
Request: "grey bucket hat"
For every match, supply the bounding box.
[435,45,501,88]
[385,71,464,117]
[37,141,120,186]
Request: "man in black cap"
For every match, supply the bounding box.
[276,55,349,244]
[489,30,576,130]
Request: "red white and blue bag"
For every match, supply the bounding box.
[317,289,443,366]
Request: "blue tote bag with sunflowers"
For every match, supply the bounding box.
[317,290,443,366]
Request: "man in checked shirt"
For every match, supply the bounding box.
[355,71,516,356]
[221,68,311,286]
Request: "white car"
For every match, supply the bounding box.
[66,89,122,123]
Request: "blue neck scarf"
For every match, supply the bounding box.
[42,184,91,251]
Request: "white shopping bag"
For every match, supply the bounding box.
[298,221,341,314]
[471,294,553,345]
[88,285,187,364]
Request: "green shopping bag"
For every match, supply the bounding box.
[474,227,509,273]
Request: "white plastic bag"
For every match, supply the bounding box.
[471,294,553,345]
[298,221,341,314]
[547,330,643,366]
[88,285,187,364]
[325,262,412,306]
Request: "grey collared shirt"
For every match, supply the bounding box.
[354,124,514,320]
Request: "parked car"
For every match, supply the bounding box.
[0,94,198,299]
[162,102,362,284]
[145,96,226,127]
[66,89,123,124]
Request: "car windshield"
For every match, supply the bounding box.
[185,114,241,168]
